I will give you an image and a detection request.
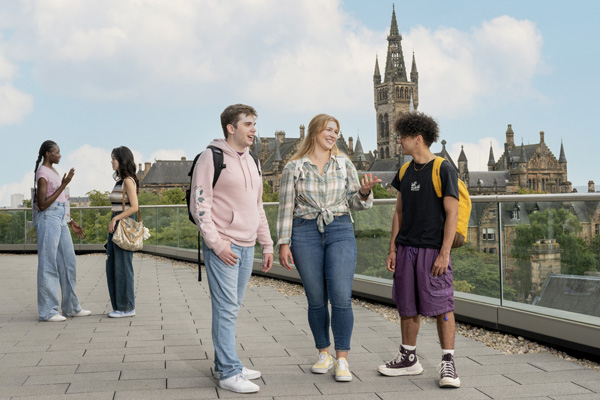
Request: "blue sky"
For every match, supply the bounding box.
[1,0,598,206]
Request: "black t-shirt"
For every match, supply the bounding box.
[390,159,459,249]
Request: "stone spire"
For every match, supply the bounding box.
[519,140,528,163]
[384,4,407,83]
[354,136,366,161]
[458,145,467,162]
[373,55,381,85]
[488,142,495,170]
[559,140,567,163]
[410,51,418,83]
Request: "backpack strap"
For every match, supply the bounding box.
[432,156,444,198]
[249,152,261,176]
[398,160,411,182]
[207,146,226,188]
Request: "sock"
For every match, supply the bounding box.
[442,349,455,356]
[402,344,416,351]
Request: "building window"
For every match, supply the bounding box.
[511,210,519,220]
[489,248,497,254]
[486,228,495,241]
[596,224,600,235]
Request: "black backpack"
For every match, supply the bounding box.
[185,146,261,281]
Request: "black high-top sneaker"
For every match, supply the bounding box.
[438,353,461,388]
[377,346,423,376]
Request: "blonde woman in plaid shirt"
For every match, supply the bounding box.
[277,114,381,382]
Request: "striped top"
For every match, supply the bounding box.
[109,178,136,212]
[276,154,373,248]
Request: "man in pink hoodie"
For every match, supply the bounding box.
[190,104,274,394]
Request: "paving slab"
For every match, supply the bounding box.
[0,254,598,399]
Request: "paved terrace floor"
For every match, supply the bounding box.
[1,254,600,400]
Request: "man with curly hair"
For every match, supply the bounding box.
[377,112,461,388]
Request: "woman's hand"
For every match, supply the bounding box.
[278,244,294,271]
[69,221,86,239]
[108,218,117,234]
[359,173,382,196]
[62,168,75,186]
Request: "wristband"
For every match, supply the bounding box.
[359,190,371,198]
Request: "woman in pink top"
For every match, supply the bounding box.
[34,140,91,322]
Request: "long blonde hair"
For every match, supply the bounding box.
[291,114,342,160]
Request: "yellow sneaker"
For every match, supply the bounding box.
[311,352,333,374]
[334,358,352,382]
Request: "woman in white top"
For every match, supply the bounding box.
[34,140,91,321]
[105,146,140,318]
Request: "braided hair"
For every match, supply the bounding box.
[34,140,57,188]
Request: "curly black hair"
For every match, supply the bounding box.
[394,112,439,147]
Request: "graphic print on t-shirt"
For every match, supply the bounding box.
[410,181,420,191]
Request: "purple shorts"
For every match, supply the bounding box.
[392,244,454,317]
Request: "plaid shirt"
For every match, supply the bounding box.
[276,154,373,248]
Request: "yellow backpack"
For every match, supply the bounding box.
[398,156,471,248]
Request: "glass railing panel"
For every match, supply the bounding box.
[453,200,503,301]
[0,209,28,245]
[74,207,112,245]
[177,206,199,250]
[351,200,396,281]
[155,207,178,247]
[140,207,157,246]
[500,198,600,320]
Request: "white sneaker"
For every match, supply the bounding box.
[214,367,261,380]
[71,309,91,317]
[45,314,66,322]
[108,310,136,318]
[218,373,260,393]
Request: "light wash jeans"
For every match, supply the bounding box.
[203,241,254,380]
[290,214,357,351]
[106,212,135,312]
[35,202,82,320]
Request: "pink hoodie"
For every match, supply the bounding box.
[190,139,273,256]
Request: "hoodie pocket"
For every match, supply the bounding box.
[227,211,237,227]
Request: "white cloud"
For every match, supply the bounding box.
[403,16,544,117]
[0,51,33,125]
[65,144,115,196]
[448,138,504,172]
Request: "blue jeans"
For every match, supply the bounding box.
[106,212,135,312]
[203,242,254,380]
[35,202,82,320]
[291,214,356,351]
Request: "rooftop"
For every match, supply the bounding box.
[1,254,599,398]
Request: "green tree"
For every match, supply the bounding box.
[160,188,186,205]
[452,244,516,300]
[87,190,110,206]
[262,181,279,202]
[138,191,160,205]
[510,208,596,300]
[372,183,394,199]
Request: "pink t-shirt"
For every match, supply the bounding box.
[36,165,68,203]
